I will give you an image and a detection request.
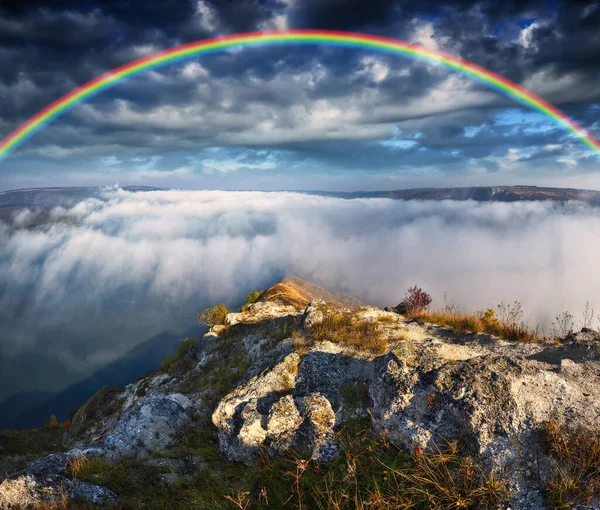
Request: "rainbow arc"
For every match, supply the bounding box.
[1,30,599,161]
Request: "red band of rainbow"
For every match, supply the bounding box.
[1,30,599,161]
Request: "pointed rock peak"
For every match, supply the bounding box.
[257,275,362,310]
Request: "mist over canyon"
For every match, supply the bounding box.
[2,187,600,419]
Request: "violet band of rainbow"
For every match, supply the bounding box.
[1,30,599,161]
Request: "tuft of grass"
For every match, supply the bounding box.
[543,418,600,508]
[291,330,313,355]
[309,312,388,355]
[160,337,199,375]
[281,357,300,391]
[397,441,507,510]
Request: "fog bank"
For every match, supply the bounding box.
[2,188,600,401]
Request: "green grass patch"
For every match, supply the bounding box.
[240,290,263,312]
[160,337,199,375]
[0,427,64,457]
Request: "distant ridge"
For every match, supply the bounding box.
[2,185,600,227]
[308,185,600,204]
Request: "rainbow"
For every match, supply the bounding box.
[1,29,599,161]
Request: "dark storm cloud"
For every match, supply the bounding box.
[0,0,598,186]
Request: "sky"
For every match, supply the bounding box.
[0,0,599,190]
[3,188,600,403]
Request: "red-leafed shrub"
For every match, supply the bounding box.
[396,286,432,314]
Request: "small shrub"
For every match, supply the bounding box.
[160,337,198,374]
[396,286,432,314]
[45,414,60,430]
[551,311,575,339]
[198,303,229,328]
[579,301,595,330]
[240,290,262,312]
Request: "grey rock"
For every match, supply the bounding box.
[297,393,338,462]
[104,393,193,457]
[300,300,326,329]
[267,394,303,452]
[0,474,119,508]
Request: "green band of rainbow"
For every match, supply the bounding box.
[1,29,599,161]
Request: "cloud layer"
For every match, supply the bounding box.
[2,188,600,400]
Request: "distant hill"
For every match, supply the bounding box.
[2,185,600,224]
[309,185,600,204]
[0,326,202,430]
[0,186,161,225]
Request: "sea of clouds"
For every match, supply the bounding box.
[2,188,600,399]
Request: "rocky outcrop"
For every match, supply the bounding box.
[0,452,118,509]
[2,276,599,509]
[103,392,194,457]
[64,373,195,459]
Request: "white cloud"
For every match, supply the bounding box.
[359,57,389,83]
[518,21,540,49]
[259,13,288,31]
[3,189,600,367]
[4,188,600,401]
[201,159,276,174]
[181,62,209,80]
[195,0,218,32]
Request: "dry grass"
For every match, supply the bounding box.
[377,314,398,324]
[59,417,507,509]
[396,441,506,510]
[258,282,313,310]
[66,454,88,480]
[407,307,543,343]
[309,312,388,355]
[543,418,600,508]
